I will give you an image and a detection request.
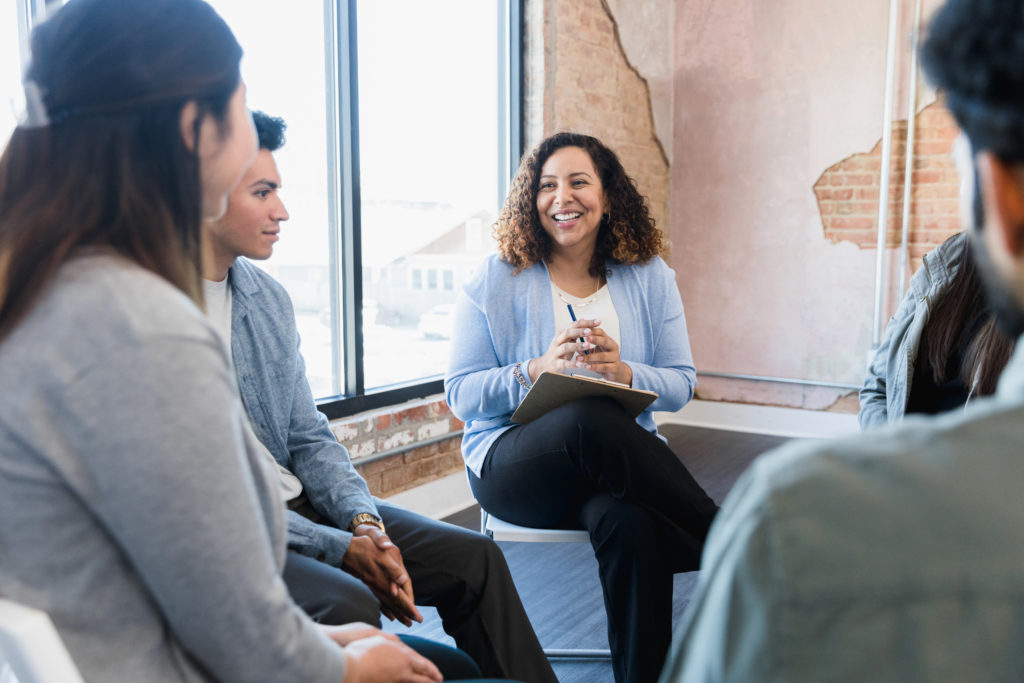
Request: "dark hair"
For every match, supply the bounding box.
[494,132,664,277]
[920,233,1016,395]
[921,0,1024,163]
[0,0,243,341]
[252,111,286,152]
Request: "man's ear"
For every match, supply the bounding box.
[179,101,199,152]
[976,151,1024,258]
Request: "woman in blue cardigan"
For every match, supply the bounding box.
[445,132,719,683]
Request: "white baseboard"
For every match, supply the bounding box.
[384,471,475,521]
[655,399,859,439]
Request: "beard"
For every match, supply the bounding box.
[969,227,1024,338]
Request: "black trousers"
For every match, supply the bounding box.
[469,397,720,683]
[282,499,555,683]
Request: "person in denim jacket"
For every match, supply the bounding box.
[860,230,1015,429]
[202,111,556,683]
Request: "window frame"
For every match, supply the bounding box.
[317,0,523,420]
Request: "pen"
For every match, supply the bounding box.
[566,304,589,356]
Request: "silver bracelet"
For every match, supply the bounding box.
[513,362,532,390]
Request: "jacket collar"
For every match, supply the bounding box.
[227,257,261,301]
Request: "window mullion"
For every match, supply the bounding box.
[327,0,364,398]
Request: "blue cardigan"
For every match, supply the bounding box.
[445,253,697,476]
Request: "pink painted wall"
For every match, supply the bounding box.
[671,0,942,408]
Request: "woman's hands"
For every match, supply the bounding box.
[333,628,442,683]
[529,318,594,382]
[530,318,632,386]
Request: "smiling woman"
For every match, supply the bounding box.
[446,131,719,683]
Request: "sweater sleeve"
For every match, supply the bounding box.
[445,282,531,422]
[63,333,347,683]
[626,260,697,412]
[282,324,378,538]
[859,280,920,430]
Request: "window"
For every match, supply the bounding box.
[357,0,514,392]
[2,0,520,418]
[205,0,521,416]
[1,4,22,144]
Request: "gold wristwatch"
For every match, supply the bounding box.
[350,513,386,534]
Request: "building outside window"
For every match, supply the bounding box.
[1,0,517,415]
[204,0,518,412]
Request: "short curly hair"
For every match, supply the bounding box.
[252,110,286,152]
[494,132,665,277]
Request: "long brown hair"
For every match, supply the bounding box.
[494,132,665,278]
[920,233,1016,395]
[0,0,243,342]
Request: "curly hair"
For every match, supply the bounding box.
[494,132,664,277]
[252,111,286,152]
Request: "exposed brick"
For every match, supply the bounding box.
[392,405,429,424]
[347,439,376,460]
[815,101,961,253]
[376,414,391,430]
[378,429,415,452]
[331,422,359,443]
[381,467,414,496]
[404,442,440,464]
[357,453,403,476]
[416,419,452,442]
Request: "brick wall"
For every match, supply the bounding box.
[524,0,671,237]
[328,397,465,498]
[813,101,960,274]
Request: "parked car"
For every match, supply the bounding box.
[417,304,455,339]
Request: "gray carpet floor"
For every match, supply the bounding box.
[383,424,791,682]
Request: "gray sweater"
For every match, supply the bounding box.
[0,253,346,682]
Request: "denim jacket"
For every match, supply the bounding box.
[859,233,965,429]
[229,257,377,566]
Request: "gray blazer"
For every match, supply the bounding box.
[0,254,346,681]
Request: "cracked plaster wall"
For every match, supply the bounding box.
[671,0,944,408]
[524,0,671,235]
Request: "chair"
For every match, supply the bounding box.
[0,599,84,683]
[480,510,611,660]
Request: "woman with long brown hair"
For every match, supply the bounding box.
[0,1,447,681]
[446,132,719,683]
[860,230,1016,428]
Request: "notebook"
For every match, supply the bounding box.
[510,371,659,424]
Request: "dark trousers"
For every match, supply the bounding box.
[283,499,556,683]
[469,397,719,683]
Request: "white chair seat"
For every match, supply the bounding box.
[482,512,591,543]
[0,599,84,683]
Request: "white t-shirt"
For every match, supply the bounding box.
[203,277,303,501]
[549,281,621,380]
[202,277,233,351]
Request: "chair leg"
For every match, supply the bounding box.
[480,508,612,662]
